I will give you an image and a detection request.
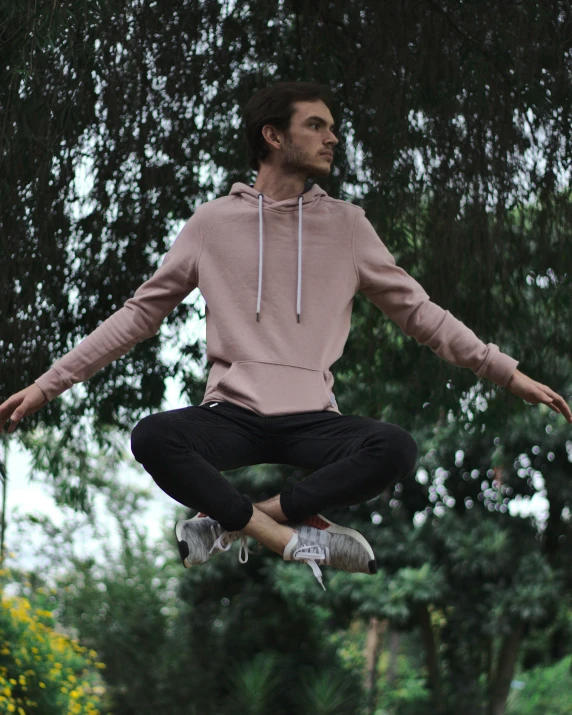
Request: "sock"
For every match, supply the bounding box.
[282,530,299,560]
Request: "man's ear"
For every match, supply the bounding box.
[262,125,282,149]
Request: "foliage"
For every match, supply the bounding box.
[6,480,200,714]
[4,439,572,715]
[506,654,572,715]
[292,666,363,715]
[0,573,106,715]
[5,455,367,715]
[221,652,282,715]
[375,654,433,715]
[2,5,572,715]
[2,0,572,438]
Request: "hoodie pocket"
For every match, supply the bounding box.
[216,360,331,415]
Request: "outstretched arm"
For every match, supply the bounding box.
[0,212,203,433]
[353,210,571,422]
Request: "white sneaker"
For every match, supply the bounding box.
[283,514,377,590]
[174,512,249,568]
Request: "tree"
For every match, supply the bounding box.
[3,3,572,714]
[6,452,366,714]
[2,1,571,434]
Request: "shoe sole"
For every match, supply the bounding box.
[174,519,193,568]
[313,514,378,575]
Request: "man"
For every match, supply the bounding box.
[1,81,570,591]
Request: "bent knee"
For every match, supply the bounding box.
[131,413,171,463]
[376,424,418,476]
[391,426,418,475]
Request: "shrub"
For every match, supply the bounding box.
[0,579,107,715]
[506,654,572,715]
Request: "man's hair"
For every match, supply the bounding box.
[243,80,335,171]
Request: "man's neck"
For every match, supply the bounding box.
[252,168,310,202]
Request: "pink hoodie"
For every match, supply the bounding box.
[34,181,519,416]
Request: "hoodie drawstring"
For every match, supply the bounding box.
[257,193,264,322]
[256,192,305,323]
[297,195,302,323]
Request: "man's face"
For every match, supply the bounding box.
[265,99,339,176]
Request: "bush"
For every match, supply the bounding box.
[0,578,107,715]
[506,655,572,715]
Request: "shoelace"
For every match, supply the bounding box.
[209,526,250,564]
[292,544,328,591]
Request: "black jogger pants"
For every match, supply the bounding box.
[130,400,418,533]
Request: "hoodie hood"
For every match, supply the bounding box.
[229,181,328,323]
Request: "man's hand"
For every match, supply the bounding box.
[506,369,572,423]
[0,384,48,434]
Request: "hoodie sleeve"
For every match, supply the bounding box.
[352,210,519,387]
[34,212,203,402]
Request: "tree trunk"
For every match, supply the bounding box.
[488,622,525,715]
[487,636,494,685]
[0,438,8,588]
[417,603,445,713]
[387,628,400,685]
[364,616,386,715]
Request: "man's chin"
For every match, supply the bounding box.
[308,162,331,177]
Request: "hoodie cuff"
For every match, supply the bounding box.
[34,365,71,403]
[477,346,519,387]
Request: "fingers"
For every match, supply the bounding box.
[0,398,19,433]
[5,411,23,434]
[552,394,572,423]
[0,396,26,434]
[0,385,48,434]
[539,386,572,423]
[6,410,24,433]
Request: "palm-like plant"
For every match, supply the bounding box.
[224,652,282,715]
